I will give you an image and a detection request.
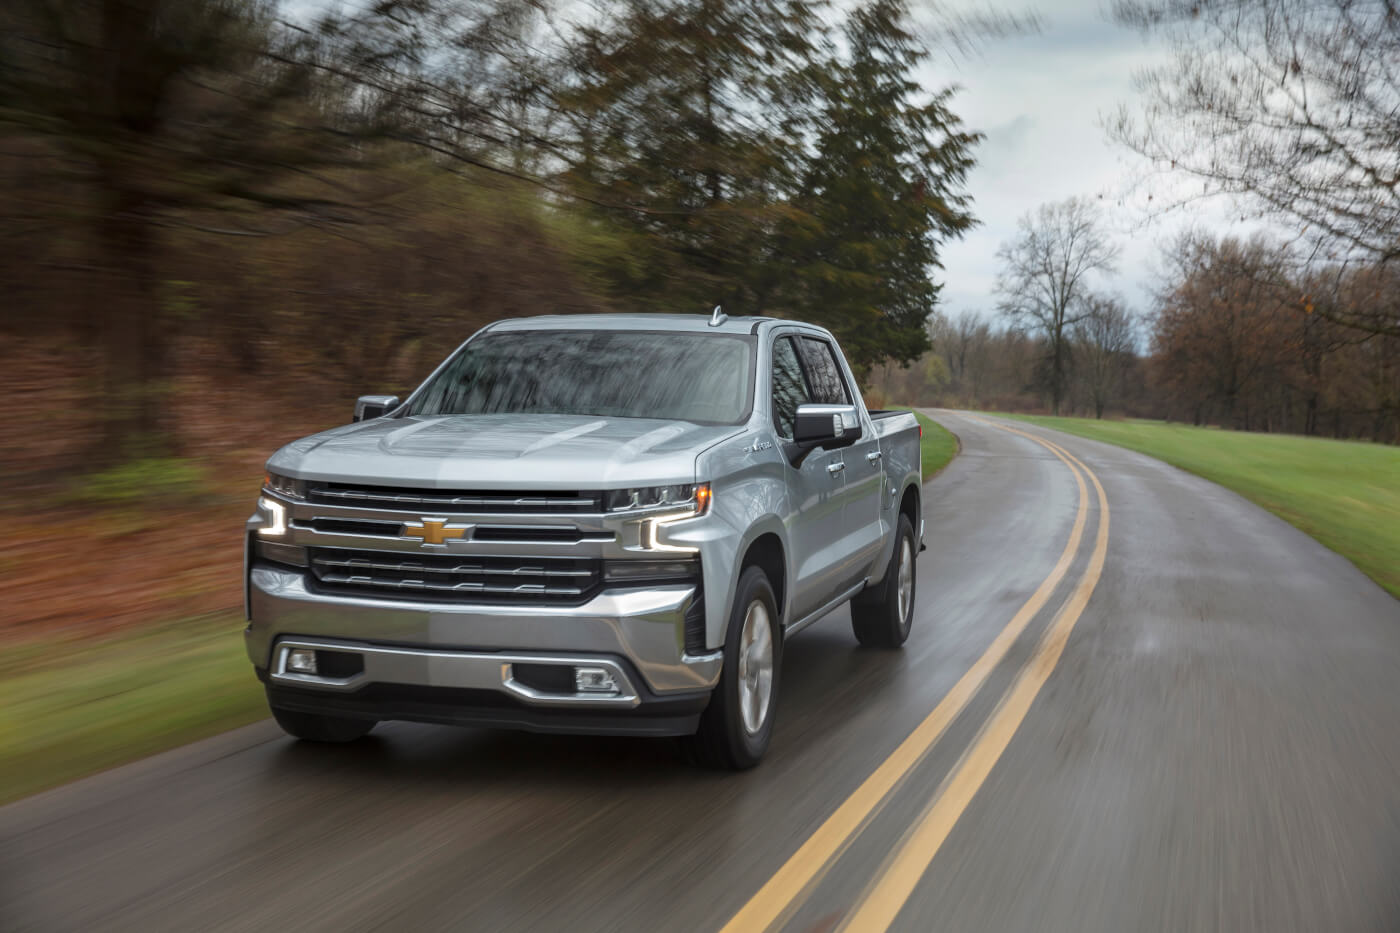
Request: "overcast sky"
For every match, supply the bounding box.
[921,0,1251,321]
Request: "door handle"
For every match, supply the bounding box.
[827,462,845,475]
[866,450,882,464]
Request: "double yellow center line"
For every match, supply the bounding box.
[720,417,1111,933]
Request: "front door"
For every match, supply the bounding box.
[794,336,885,593]
[771,335,849,621]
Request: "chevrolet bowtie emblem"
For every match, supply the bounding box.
[402,518,469,546]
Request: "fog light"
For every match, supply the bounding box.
[255,540,308,567]
[286,648,318,675]
[574,667,619,694]
[602,558,699,583]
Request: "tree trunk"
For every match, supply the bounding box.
[95,188,169,464]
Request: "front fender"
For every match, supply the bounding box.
[689,429,791,651]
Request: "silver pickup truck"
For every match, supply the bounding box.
[246,312,923,768]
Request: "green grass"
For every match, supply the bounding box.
[913,411,960,479]
[1006,415,1400,599]
[0,614,265,804]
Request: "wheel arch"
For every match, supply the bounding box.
[899,482,921,536]
[739,532,787,627]
[708,516,789,652]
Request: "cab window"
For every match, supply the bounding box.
[770,336,812,439]
[796,337,852,405]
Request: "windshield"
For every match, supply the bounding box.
[407,329,756,425]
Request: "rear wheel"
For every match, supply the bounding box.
[851,513,916,649]
[683,566,781,770]
[269,700,376,743]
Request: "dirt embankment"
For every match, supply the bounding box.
[1,339,354,646]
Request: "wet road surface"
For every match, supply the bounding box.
[4,411,1399,932]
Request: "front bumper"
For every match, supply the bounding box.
[259,638,710,737]
[246,565,723,707]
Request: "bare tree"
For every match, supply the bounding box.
[1151,231,1294,429]
[931,309,983,384]
[952,310,981,383]
[1074,295,1136,419]
[928,308,993,402]
[1108,0,1400,338]
[995,197,1120,414]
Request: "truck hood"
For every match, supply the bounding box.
[267,413,745,488]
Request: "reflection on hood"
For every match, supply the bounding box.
[269,413,744,488]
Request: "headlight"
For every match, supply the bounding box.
[255,496,288,537]
[263,471,306,500]
[605,483,710,514]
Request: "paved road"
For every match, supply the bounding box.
[5,412,1400,933]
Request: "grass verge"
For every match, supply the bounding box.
[0,613,265,805]
[1006,415,1400,599]
[913,411,959,480]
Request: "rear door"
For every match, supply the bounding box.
[794,336,886,591]
[771,334,850,621]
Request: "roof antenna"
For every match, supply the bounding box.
[709,305,727,327]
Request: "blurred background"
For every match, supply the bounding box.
[1,0,1397,802]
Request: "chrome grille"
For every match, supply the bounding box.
[309,548,601,604]
[301,518,404,536]
[307,483,601,514]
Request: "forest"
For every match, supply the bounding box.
[2,0,1398,645]
[5,0,1398,501]
[1,0,981,488]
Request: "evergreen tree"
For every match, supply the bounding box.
[785,0,978,381]
[556,0,825,310]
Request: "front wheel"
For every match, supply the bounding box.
[850,513,916,649]
[683,566,781,770]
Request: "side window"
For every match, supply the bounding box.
[797,337,852,405]
[771,336,812,439]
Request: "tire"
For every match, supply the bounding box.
[851,512,916,649]
[683,566,781,770]
[269,701,377,743]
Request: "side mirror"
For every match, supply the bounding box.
[793,403,862,450]
[354,394,401,422]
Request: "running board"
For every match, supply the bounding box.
[784,582,867,638]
